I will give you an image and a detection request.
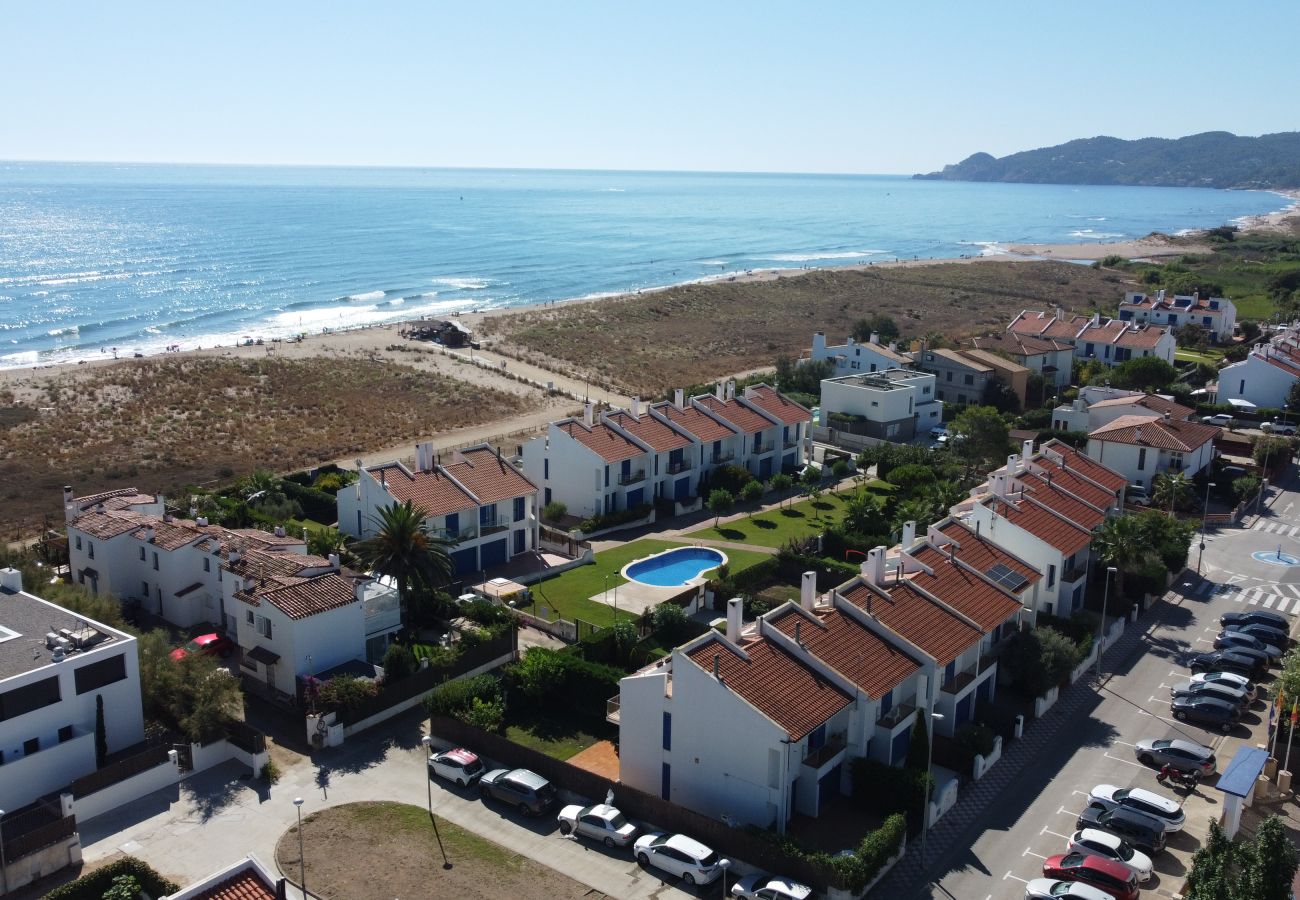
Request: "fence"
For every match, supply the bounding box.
[70,743,169,798]
[2,814,77,862]
[428,715,846,892]
[226,719,268,755]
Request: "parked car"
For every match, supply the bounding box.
[634,832,727,886]
[1188,649,1268,677]
[929,425,948,439]
[1088,785,1185,832]
[1126,485,1151,506]
[478,768,557,815]
[1066,829,1153,883]
[1262,420,1298,435]
[1221,609,1291,633]
[1041,853,1139,900]
[1171,695,1241,733]
[1190,671,1257,702]
[1202,413,1235,428]
[170,632,234,661]
[556,803,638,848]
[730,873,813,900]
[427,748,485,787]
[1133,738,1217,776]
[1024,879,1114,900]
[1170,679,1251,709]
[1224,621,1291,648]
[1213,630,1282,661]
[1076,804,1167,855]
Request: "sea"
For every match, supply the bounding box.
[0,162,1292,370]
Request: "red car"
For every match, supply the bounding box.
[170,633,234,661]
[1042,852,1139,900]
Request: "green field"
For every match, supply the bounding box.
[1175,347,1226,365]
[684,492,851,548]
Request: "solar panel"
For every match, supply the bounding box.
[986,563,1028,592]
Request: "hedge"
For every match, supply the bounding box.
[850,757,934,835]
[44,857,179,900]
[280,478,338,524]
[578,502,652,534]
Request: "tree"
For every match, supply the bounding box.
[851,315,901,343]
[95,694,108,767]
[1177,322,1211,351]
[981,379,1021,414]
[950,405,1011,466]
[905,710,930,771]
[306,526,358,568]
[1152,472,1193,513]
[652,602,690,644]
[1134,509,1196,573]
[770,472,793,507]
[1286,380,1300,413]
[843,487,889,536]
[1244,815,1298,900]
[356,500,453,627]
[104,874,143,900]
[381,642,417,681]
[1253,434,1294,470]
[801,465,823,499]
[513,648,566,699]
[1186,819,1238,900]
[740,480,764,503]
[1240,320,1261,342]
[175,655,244,742]
[775,355,833,397]
[892,497,936,535]
[707,488,735,526]
[1091,515,1160,599]
[1110,356,1178,392]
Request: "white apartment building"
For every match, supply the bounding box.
[0,568,145,812]
[1218,334,1300,410]
[340,443,540,579]
[804,331,915,376]
[1052,390,1193,433]
[820,369,942,442]
[1120,290,1237,343]
[1087,414,1219,490]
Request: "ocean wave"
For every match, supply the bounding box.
[697,259,729,266]
[344,289,386,302]
[0,350,39,366]
[760,250,888,262]
[145,325,163,334]
[432,277,490,290]
[598,188,626,192]
[47,325,80,336]
[1068,229,1125,240]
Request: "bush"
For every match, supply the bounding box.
[512,647,567,699]
[740,479,765,502]
[260,759,281,784]
[702,463,755,496]
[954,721,997,759]
[382,642,418,680]
[578,502,652,534]
[830,458,851,479]
[424,673,501,721]
[506,648,625,718]
[542,501,567,523]
[44,858,179,900]
[317,674,379,712]
[1004,626,1082,696]
[652,602,690,643]
[464,694,506,732]
[850,757,934,835]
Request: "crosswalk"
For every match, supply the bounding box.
[1251,519,1300,537]
[1195,578,1300,613]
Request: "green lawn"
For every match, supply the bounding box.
[684,492,850,548]
[504,706,611,760]
[527,538,770,627]
[1175,347,1226,365]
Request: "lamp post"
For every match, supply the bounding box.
[420,736,452,869]
[718,858,731,896]
[1096,567,1117,676]
[293,797,306,894]
[1196,482,1216,575]
[920,712,944,868]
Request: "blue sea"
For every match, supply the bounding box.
[0,163,1290,369]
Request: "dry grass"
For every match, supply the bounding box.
[0,356,538,537]
[479,260,1137,395]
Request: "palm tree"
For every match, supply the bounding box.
[307,526,360,569]
[356,501,454,626]
[1152,472,1192,515]
[1091,515,1159,599]
[241,469,286,504]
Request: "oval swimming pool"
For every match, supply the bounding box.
[624,547,727,587]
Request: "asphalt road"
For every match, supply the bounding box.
[914,473,1300,900]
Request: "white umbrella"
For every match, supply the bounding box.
[1227,398,1258,410]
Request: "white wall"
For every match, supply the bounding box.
[1086,437,1213,489]
[821,375,929,424]
[962,503,1069,617]
[1220,353,1296,409]
[74,751,181,823]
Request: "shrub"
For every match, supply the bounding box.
[652,602,690,643]
[44,858,179,900]
[578,502,652,534]
[1004,626,1082,697]
[464,694,506,732]
[512,647,567,699]
[381,642,418,680]
[740,479,765,502]
[260,759,281,784]
[954,721,997,759]
[850,757,934,835]
[317,674,379,712]
[542,500,567,523]
[830,458,850,479]
[424,673,500,721]
[702,463,755,496]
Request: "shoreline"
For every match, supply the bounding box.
[4,189,1298,382]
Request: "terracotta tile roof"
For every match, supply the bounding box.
[839,580,982,666]
[229,549,332,580]
[71,487,152,510]
[1024,462,1117,511]
[1040,440,1128,493]
[657,402,740,443]
[1017,477,1106,530]
[1115,325,1170,350]
[70,509,147,540]
[926,347,993,372]
[257,572,358,620]
[907,546,1024,631]
[605,410,692,452]
[366,463,478,517]
[961,347,1029,374]
[985,493,1092,556]
[1010,311,1091,341]
[1262,353,1300,376]
[191,870,277,900]
[973,331,1072,357]
[697,395,775,435]
[131,518,208,551]
[1087,393,1194,420]
[936,520,1042,586]
[1089,414,1220,452]
[684,635,852,739]
[766,605,920,699]
[558,420,646,464]
[743,385,813,427]
[443,447,537,503]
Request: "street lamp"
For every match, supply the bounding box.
[719,858,731,896]
[1096,567,1117,676]
[293,797,306,893]
[1196,482,1217,575]
[420,736,453,870]
[921,711,945,868]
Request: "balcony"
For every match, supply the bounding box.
[479,520,509,536]
[710,451,735,464]
[666,460,692,475]
[457,525,480,541]
[606,694,621,724]
[1062,565,1088,585]
[363,583,401,635]
[618,470,646,486]
[802,734,847,771]
[783,439,799,450]
[877,702,916,731]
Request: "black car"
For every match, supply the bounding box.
[1214,630,1282,661]
[1221,610,1290,632]
[1171,695,1240,733]
[1170,680,1250,709]
[1188,649,1268,676]
[1077,803,1167,854]
[478,767,557,815]
[1224,621,1290,648]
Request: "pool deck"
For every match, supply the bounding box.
[589,580,688,615]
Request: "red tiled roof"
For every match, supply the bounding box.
[657,402,739,443]
[70,509,147,540]
[367,463,478,517]
[191,871,277,900]
[927,347,993,372]
[130,518,208,551]
[840,580,982,666]
[697,395,775,435]
[684,635,852,739]
[986,493,1092,556]
[1024,463,1116,511]
[744,386,814,427]
[1089,414,1220,452]
[258,573,358,620]
[72,487,151,509]
[973,331,1072,357]
[443,447,537,503]
[1040,440,1128,493]
[1115,325,1170,350]
[1087,394,1194,420]
[907,546,1024,631]
[767,606,920,699]
[228,549,331,580]
[558,421,645,464]
[605,410,692,452]
[1017,478,1106,530]
[937,520,1041,585]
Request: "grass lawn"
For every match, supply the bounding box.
[684,491,850,548]
[1175,347,1225,365]
[528,538,771,627]
[503,705,612,760]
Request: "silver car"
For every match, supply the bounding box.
[1134,737,1217,775]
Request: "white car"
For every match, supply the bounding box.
[1024,879,1113,900]
[1066,828,1153,882]
[1126,485,1151,506]
[1202,413,1235,428]
[1190,671,1257,701]
[1089,785,1185,832]
[556,803,638,848]
[426,747,485,787]
[730,874,812,900]
[634,832,727,886]
[1262,420,1298,435]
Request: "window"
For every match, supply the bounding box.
[87,541,94,559]
[0,676,61,722]
[513,497,526,522]
[662,712,672,751]
[75,653,127,694]
[808,723,826,751]
[923,386,931,395]
[139,547,146,561]
[153,552,159,570]
[604,466,610,487]
[544,487,552,506]
[944,660,956,683]
[246,610,255,625]
[1048,564,1056,589]
[543,458,549,479]
[963,374,974,386]
[1170,451,1184,471]
[142,581,149,598]
[661,763,671,800]
[879,688,893,716]
[75,535,82,551]
[870,400,878,407]
[203,557,210,572]
[946,371,953,382]
[257,616,273,639]
[59,724,74,743]
[479,505,493,527]
[1137,448,1147,471]
[24,737,39,755]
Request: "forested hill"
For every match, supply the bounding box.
[915,131,1300,189]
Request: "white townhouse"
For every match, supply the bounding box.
[1218,335,1300,410]
[1119,290,1237,343]
[971,331,1075,391]
[1087,413,1220,490]
[820,369,942,442]
[1009,308,1176,366]
[521,406,656,521]
[804,331,915,376]
[340,443,540,579]
[955,440,1124,618]
[0,568,145,813]
[1051,388,1190,433]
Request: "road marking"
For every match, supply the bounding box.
[1195,637,1214,643]
[1147,696,1170,705]
[1284,585,1300,598]
[1265,595,1278,608]
[1229,573,1250,584]
[1058,805,1084,818]
[1072,791,1092,799]
[1112,739,1137,747]
[1004,872,1030,883]
[1278,598,1294,614]
[1041,827,1072,840]
[1246,589,1263,605]
[1103,751,1147,768]
[1022,848,1048,860]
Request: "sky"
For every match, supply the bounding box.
[4,1,1299,174]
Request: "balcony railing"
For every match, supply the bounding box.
[711,451,735,464]
[606,695,621,724]
[666,460,692,475]
[783,439,799,450]
[479,521,509,536]
[877,702,916,730]
[618,470,647,486]
[802,735,847,770]
[1062,565,1088,584]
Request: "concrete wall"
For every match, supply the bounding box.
[1086,437,1213,489]
[0,832,81,894]
[74,751,181,822]
[190,737,269,775]
[0,731,96,812]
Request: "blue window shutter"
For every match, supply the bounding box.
[662,712,672,751]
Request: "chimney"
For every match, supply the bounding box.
[715,382,725,401]
[1022,439,1033,461]
[144,526,155,543]
[197,516,209,527]
[869,331,880,345]
[726,380,736,401]
[1135,425,1143,444]
[583,402,594,426]
[189,506,198,518]
[991,471,1008,499]
[713,653,722,681]
[329,553,340,570]
[1054,306,1064,321]
[901,520,916,548]
[800,571,816,610]
[1007,454,1020,477]
[794,621,803,647]
[673,388,684,408]
[416,441,436,472]
[1164,410,1171,422]
[0,567,23,593]
[630,396,640,418]
[812,332,826,354]
[229,549,241,564]
[1091,311,1100,326]
[274,525,286,537]
[888,341,898,352]
[726,597,743,642]
[63,485,76,522]
[864,546,886,586]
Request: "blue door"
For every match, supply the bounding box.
[445,512,459,539]
[980,674,996,705]
[450,546,477,575]
[818,763,841,807]
[759,456,774,478]
[513,530,525,555]
[626,487,644,508]
[480,538,507,569]
[890,728,911,766]
[956,692,973,727]
[674,477,690,500]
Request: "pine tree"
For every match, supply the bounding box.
[1244,816,1298,900]
[1186,820,1239,900]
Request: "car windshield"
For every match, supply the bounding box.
[698,850,718,866]
[1115,841,1134,860]
[606,812,629,828]
[183,639,201,652]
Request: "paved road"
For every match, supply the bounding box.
[901,474,1300,900]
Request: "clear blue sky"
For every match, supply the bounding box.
[4,1,1298,174]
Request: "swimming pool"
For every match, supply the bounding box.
[623,547,727,587]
